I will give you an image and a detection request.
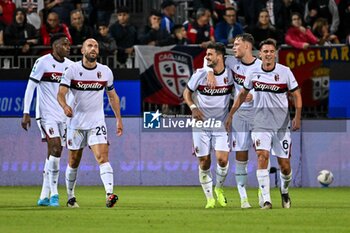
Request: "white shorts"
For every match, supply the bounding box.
[251,129,291,158]
[37,119,67,147]
[67,122,108,150]
[231,109,254,151]
[192,129,230,157]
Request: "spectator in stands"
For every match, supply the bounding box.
[285,12,319,49]
[184,8,215,48]
[282,0,305,32]
[4,8,38,54]
[304,0,339,34]
[90,0,115,27]
[139,9,172,46]
[109,6,138,66]
[248,8,282,48]
[169,24,189,45]
[254,0,287,33]
[40,12,72,46]
[69,9,93,46]
[0,0,16,26]
[0,22,4,46]
[212,0,235,24]
[337,0,350,44]
[312,17,339,44]
[95,22,116,57]
[43,0,81,26]
[236,0,256,29]
[160,0,176,34]
[192,0,234,25]
[15,0,44,30]
[215,7,244,45]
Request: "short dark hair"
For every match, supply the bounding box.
[149,9,162,17]
[117,6,130,14]
[259,38,277,50]
[225,7,236,15]
[171,24,184,34]
[50,33,67,46]
[207,42,226,57]
[161,0,176,9]
[235,33,255,47]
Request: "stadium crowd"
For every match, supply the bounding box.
[0,0,350,66]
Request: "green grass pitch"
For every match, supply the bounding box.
[0,186,349,233]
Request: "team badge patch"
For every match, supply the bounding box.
[232,140,236,148]
[154,51,193,97]
[97,71,102,79]
[79,72,83,76]
[255,139,261,147]
[237,65,240,70]
[52,64,56,68]
[49,128,54,135]
[68,139,72,146]
[224,77,228,84]
[195,146,199,154]
[274,74,280,81]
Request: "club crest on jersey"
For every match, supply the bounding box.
[224,77,228,84]
[97,71,102,79]
[237,65,240,70]
[154,51,193,97]
[49,128,54,135]
[255,139,261,147]
[68,139,72,146]
[232,140,236,148]
[195,146,199,154]
[257,75,261,79]
[274,74,279,81]
[52,64,56,68]
[65,67,68,70]
[79,72,83,76]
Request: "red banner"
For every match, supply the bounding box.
[279,46,350,107]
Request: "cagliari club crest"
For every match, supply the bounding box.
[154,51,193,97]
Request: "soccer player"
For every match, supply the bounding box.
[57,38,123,208]
[21,33,73,207]
[206,33,262,208]
[226,38,302,209]
[183,42,234,208]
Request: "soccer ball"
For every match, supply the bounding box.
[317,170,334,187]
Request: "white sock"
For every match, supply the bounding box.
[215,162,229,189]
[235,160,248,200]
[257,169,271,203]
[280,170,292,194]
[48,155,60,196]
[100,162,114,194]
[199,166,213,200]
[39,159,50,199]
[65,165,78,199]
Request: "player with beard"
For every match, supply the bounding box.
[57,38,123,208]
[205,33,262,208]
[184,42,234,208]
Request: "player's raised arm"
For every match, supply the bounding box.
[290,88,302,131]
[106,89,123,136]
[57,85,73,117]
